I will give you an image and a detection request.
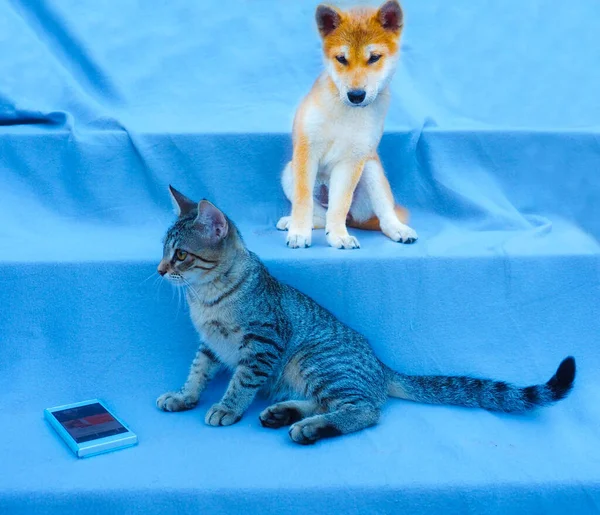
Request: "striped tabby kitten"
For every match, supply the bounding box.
[156,186,576,445]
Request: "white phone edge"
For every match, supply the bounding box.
[44,398,138,458]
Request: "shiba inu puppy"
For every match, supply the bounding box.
[277,0,418,249]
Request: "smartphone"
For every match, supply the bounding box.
[45,399,138,458]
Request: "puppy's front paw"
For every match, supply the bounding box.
[276,216,291,231]
[381,220,418,244]
[205,403,241,426]
[326,228,360,249]
[278,216,324,231]
[156,391,198,412]
[287,230,312,249]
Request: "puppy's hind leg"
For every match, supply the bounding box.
[358,157,418,244]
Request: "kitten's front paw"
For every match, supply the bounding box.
[205,403,241,426]
[326,228,360,249]
[381,220,418,244]
[156,391,198,412]
[286,230,312,249]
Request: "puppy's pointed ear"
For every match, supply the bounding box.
[377,0,403,33]
[316,5,341,38]
[195,200,228,243]
[169,185,196,217]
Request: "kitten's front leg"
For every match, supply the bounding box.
[206,336,280,426]
[157,345,221,412]
[205,365,269,426]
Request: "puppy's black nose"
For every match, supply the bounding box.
[347,90,366,104]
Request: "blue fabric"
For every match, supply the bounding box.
[1,0,600,513]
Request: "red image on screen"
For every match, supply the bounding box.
[52,403,128,443]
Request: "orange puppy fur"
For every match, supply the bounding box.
[277,0,418,249]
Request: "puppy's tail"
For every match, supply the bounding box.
[384,357,576,413]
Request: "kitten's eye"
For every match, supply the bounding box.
[175,249,188,261]
[336,55,348,65]
[367,54,382,64]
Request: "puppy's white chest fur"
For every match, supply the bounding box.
[302,90,388,175]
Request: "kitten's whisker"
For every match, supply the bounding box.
[151,276,162,300]
[155,274,164,303]
[182,277,202,304]
[140,270,159,286]
[176,284,183,321]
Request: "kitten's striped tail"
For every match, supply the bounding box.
[385,357,576,413]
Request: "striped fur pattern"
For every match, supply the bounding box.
[157,186,577,444]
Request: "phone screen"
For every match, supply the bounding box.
[51,403,129,443]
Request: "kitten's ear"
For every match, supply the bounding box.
[195,200,228,242]
[169,185,196,217]
[316,5,341,38]
[377,0,403,32]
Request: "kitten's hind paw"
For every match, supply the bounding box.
[156,391,198,412]
[259,404,303,429]
[205,403,241,426]
[289,418,341,445]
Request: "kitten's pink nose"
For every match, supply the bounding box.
[157,262,168,276]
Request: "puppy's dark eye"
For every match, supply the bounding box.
[336,55,348,65]
[175,249,188,261]
[367,54,382,64]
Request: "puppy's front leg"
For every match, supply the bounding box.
[325,158,365,249]
[287,137,319,248]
